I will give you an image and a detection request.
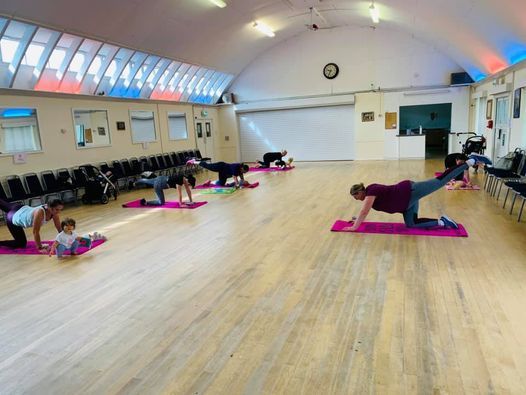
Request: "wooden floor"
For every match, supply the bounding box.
[0,160,525,395]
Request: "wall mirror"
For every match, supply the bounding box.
[73,109,111,148]
[0,108,42,154]
[130,110,156,143]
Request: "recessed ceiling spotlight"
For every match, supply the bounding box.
[369,2,380,24]
[253,21,275,37]
[209,0,226,8]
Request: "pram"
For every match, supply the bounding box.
[462,134,486,155]
[80,165,118,204]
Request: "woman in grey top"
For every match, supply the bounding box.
[0,198,64,252]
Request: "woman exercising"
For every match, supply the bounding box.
[444,153,471,186]
[348,159,476,231]
[187,159,249,187]
[255,150,290,168]
[135,174,196,206]
[0,198,64,252]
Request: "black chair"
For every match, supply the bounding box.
[163,153,174,174]
[0,181,15,222]
[120,159,134,177]
[111,160,130,190]
[72,167,89,189]
[139,156,150,172]
[156,154,168,174]
[0,181,11,202]
[503,182,526,217]
[41,170,72,202]
[148,155,161,173]
[56,168,79,202]
[7,175,40,206]
[485,149,524,195]
[24,172,62,204]
[129,157,143,175]
[492,152,526,199]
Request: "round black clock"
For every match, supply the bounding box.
[323,63,339,79]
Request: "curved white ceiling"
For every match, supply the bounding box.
[1,0,525,81]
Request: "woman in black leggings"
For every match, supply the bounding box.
[256,150,288,168]
[187,159,249,187]
[0,198,64,252]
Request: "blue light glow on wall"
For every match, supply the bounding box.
[1,108,35,117]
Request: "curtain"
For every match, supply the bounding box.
[3,124,39,152]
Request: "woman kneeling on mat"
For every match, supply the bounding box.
[255,150,292,168]
[348,159,476,231]
[135,174,196,206]
[187,160,249,188]
[0,198,64,252]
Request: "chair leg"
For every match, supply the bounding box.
[510,193,518,215]
[486,175,494,191]
[503,188,510,209]
[518,198,525,222]
[496,181,503,200]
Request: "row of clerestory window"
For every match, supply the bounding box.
[0,16,233,104]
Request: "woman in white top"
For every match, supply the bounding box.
[0,198,63,252]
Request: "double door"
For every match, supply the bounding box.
[195,119,214,159]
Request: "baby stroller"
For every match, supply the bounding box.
[462,134,486,155]
[80,165,118,204]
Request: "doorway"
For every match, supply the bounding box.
[493,95,510,161]
[195,119,214,159]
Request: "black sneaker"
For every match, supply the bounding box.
[440,215,459,229]
[140,198,147,206]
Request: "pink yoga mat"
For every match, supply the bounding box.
[248,166,294,172]
[331,220,468,237]
[445,184,480,190]
[194,181,259,189]
[122,200,207,209]
[0,239,106,256]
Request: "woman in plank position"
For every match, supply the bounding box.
[348,159,476,231]
[187,159,249,188]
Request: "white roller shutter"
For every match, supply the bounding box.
[238,105,354,161]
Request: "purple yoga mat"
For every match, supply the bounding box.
[0,239,106,256]
[331,220,468,237]
[248,166,295,172]
[122,200,207,209]
[445,184,480,190]
[194,181,259,189]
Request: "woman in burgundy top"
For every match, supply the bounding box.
[348,159,475,231]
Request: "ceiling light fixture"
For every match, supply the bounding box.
[209,0,226,8]
[369,2,380,24]
[253,21,275,37]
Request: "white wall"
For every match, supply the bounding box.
[231,26,462,102]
